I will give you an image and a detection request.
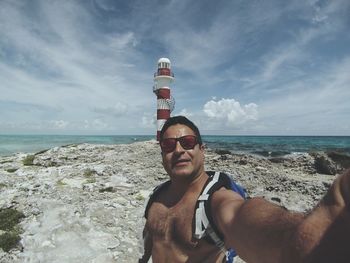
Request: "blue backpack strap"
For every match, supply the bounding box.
[225,248,237,263]
[205,171,246,239]
[144,180,171,219]
[228,175,247,199]
[194,171,246,263]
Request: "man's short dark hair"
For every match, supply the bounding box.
[159,116,202,145]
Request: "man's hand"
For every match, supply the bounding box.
[293,169,350,263]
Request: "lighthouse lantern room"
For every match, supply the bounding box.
[153,58,175,141]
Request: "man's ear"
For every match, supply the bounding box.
[161,152,165,168]
[200,144,205,161]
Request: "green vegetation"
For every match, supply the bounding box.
[62,143,79,148]
[0,183,7,189]
[56,179,67,187]
[0,208,25,231]
[22,155,35,166]
[6,168,18,173]
[85,178,96,184]
[215,149,231,155]
[45,161,57,167]
[0,160,12,164]
[0,208,25,252]
[135,194,145,201]
[99,186,114,193]
[83,168,96,177]
[0,232,21,252]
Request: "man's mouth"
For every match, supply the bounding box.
[173,159,190,166]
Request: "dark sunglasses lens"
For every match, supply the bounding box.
[179,136,197,149]
[161,138,176,152]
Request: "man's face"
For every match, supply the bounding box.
[161,124,205,181]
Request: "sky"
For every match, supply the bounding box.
[0,0,350,136]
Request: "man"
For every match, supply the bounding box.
[139,115,350,263]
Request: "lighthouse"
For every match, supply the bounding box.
[153,58,175,141]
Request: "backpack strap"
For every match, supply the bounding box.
[194,171,246,261]
[144,180,171,219]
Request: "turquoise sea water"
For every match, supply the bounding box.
[0,135,154,156]
[203,136,350,157]
[0,135,350,157]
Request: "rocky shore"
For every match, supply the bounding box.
[0,141,348,263]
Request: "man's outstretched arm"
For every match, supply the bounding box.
[212,191,304,263]
[291,168,350,263]
[212,169,350,263]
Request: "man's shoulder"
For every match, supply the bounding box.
[152,180,172,196]
[144,180,171,218]
[211,187,245,206]
[204,171,247,199]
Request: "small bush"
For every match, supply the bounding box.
[85,178,96,184]
[56,179,67,187]
[46,161,58,167]
[0,232,21,252]
[99,186,114,193]
[135,194,145,201]
[6,168,18,173]
[0,160,12,164]
[22,155,35,166]
[215,149,231,155]
[0,208,25,231]
[83,168,96,177]
[0,208,24,252]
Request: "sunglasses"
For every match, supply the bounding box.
[160,135,199,153]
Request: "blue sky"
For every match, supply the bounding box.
[0,0,349,135]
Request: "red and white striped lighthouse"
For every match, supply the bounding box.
[153,58,175,141]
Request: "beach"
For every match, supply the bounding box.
[0,141,349,263]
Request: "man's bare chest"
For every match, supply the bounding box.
[147,200,198,249]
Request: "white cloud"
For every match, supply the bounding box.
[93,102,128,117]
[203,98,258,127]
[108,32,138,49]
[92,119,109,129]
[255,56,350,135]
[93,0,117,12]
[50,120,69,129]
[83,119,109,130]
[176,109,193,118]
[141,115,156,129]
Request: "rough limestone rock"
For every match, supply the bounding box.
[0,142,338,263]
[312,152,337,175]
[327,151,350,171]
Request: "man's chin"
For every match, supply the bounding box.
[171,167,193,178]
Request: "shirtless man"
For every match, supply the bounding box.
[139,115,350,263]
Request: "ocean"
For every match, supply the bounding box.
[0,135,153,157]
[1,135,350,157]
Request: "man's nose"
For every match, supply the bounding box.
[174,141,185,153]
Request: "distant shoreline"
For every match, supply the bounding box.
[1,134,350,157]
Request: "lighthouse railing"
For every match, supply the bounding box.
[154,70,174,78]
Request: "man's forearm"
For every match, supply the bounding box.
[287,169,350,263]
[226,197,305,263]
